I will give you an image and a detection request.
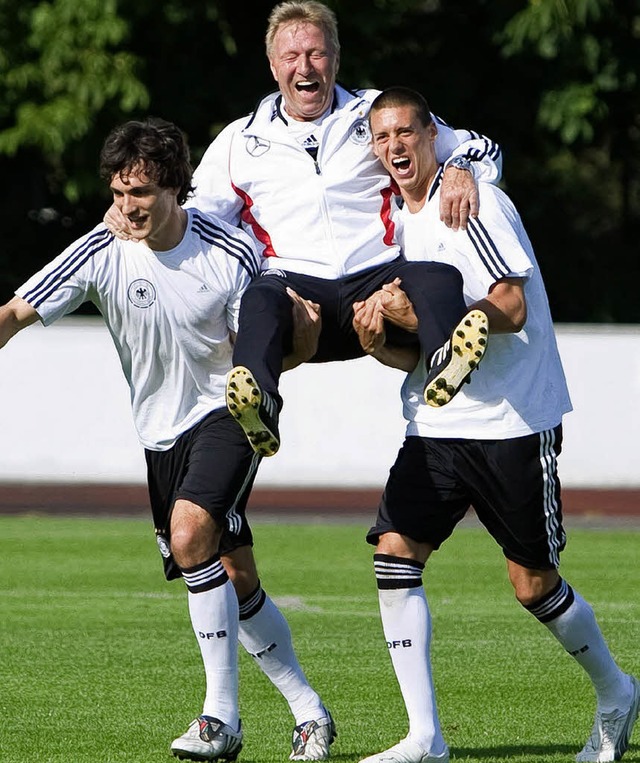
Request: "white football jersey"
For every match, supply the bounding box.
[400,170,572,439]
[16,209,261,450]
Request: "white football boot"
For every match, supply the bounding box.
[290,712,337,761]
[576,675,640,762]
[171,716,242,762]
[359,737,449,763]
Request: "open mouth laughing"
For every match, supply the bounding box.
[391,157,412,175]
[296,80,320,94]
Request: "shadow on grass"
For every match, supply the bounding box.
[324,742,640,762]
[451,742,640,761]
[452,743,579,758]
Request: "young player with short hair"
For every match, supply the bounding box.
[352,87,639,763]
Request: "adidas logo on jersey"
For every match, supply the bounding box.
[197,283,210,293]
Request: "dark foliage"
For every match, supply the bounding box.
[1,0,638,321]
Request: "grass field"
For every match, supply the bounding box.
[0,515,638,763]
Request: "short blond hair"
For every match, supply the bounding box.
[265,1,340,59]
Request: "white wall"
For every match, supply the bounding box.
[1,318,638,487]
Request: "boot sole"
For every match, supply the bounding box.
[226,366,279,457]
[424,310,489,408]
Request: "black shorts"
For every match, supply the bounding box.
[367,426,566,570]
[232,256,466,400]
[145,407,261,580]
[254,258,464,361]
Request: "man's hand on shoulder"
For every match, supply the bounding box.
[440,162,479,231]
[104,204,133,240]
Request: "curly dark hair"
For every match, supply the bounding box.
[99,118,194,205]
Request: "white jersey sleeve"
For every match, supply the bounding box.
[189,119,247,224]
[16,224,110,324]
[432,114,503,184]
[402,180,532,297]
[450,184,534,294]
[191,211,257,332]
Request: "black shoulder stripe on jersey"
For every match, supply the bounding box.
[435,126,502,163]
[428,166,445,202]
[489,139,502,161]
[466,217,511,281]
[244,110,257,130]
[455,131,502,163]
[192,213,261,277]
[21,228,113,309]
[191,213,261,279]
[466,136,502,163]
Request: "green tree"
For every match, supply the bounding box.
[1,0,638,321]
[497,0,640,320]
[0,0,148,201]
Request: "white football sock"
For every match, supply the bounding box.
[182,557,240,729]
[526,578,632,713]
[238,587,325,724]
[375,554,446,755]
[545,589,632,711]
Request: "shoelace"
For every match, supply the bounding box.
[600,713,624,748]
[585,711,623,752]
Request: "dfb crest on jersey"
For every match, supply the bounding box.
[246,136,271,157]
[128,278,157,308]
[349,119,371,145]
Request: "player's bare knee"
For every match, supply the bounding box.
[170,499,223,567]
[508,563,559,607]
[514,584,544,608]
[376,531,433,564]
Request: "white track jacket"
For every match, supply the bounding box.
[190,85,502,279]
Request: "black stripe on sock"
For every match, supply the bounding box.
[374,553,424,590]
[524,577,575,623]
[238,584,267,621]
[180,555,228,594]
